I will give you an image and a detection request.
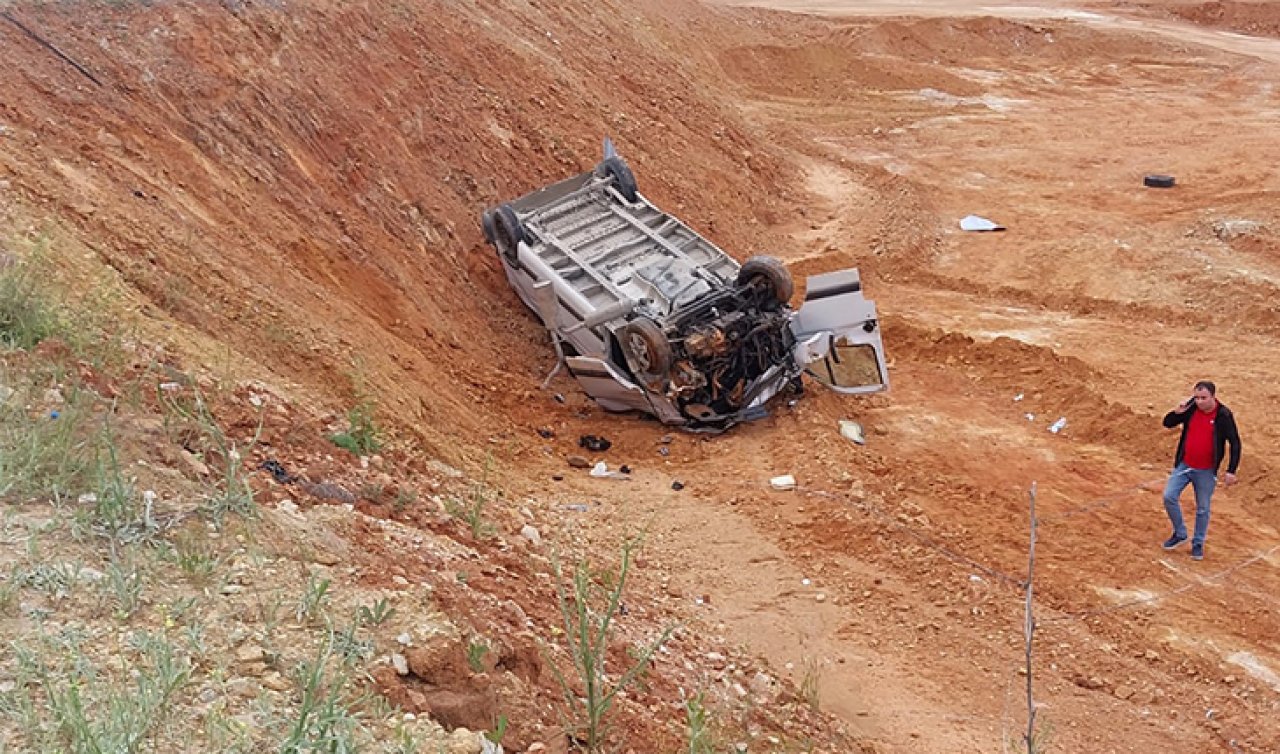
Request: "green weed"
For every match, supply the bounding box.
[296,573,332,624]
[549,537,677,751]
[466,637,490,673]
[683,691,714,754]
[800,657,822,712]
[356,597,396,627]
[328,397,381,456]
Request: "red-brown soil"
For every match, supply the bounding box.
[3,0,1280,751]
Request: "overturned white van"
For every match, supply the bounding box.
[482,141,888,431]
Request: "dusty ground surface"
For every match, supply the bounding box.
[2,0,1280,751]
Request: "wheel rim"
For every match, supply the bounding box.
[627,332,652,372]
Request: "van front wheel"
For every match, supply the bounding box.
[620,318,672,382]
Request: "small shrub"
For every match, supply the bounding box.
[159,390,259,527]
[328,398,381,456]
[800,657,822,712]
[0,247,63,351]
[103,555,144,621]
[466,637,490,673]
[445,457,496,540]
[0,380,98,504]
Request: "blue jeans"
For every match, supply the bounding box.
[1163,463,1217,546]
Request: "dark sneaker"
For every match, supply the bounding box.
[1191,543,1204,561]
[1162,534,1188,550]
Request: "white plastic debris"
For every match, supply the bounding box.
[589,461,627,480]
[770,474,797,491]
[1025,413,1036,422]
[960,214,1006,232]
[838,420,866,445]
[1013,393,1024,402]
[1048,417,1067,434]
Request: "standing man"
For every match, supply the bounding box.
[1160,381,1242,560]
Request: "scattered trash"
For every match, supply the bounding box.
[564,503,590,512]
[1143,174,1175,189]
[260,459,298,484]
[619,464,631,474]
[579,434,612,452]
[658,446,670,457]
[1013,393,1024,402]
[969,574,983,582]
[158,381,181,392]
[658,434,675,444]
[1048,417,1067,434]
[536,427,555,439]
[49,410,59,419]
[566,454,591,469]
[770,474,797,491]
[589,461,628,479]
[553,393,565,404]
[551,474,564,481]
[1025,413,1036,422]
[838,419,866,445]
[671,480,685,491]
[959,214,1005,232]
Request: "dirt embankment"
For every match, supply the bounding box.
[0,0,802,470]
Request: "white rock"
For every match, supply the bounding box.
[397,632,413,646]
[520,524,542,546]
[391,653,409,676]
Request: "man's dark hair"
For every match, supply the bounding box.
[1194,380,1217,395]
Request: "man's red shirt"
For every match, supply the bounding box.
[1183,405,1219,470]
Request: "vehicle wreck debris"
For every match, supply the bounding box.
[482,139,889,430]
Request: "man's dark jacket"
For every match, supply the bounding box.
[1163,402,1241,474]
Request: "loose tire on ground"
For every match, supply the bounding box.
[737,255,794,306]
[492,204,525,263]
[1143,174,1176,189]
[598,156,638,203]
[619,318,672,382]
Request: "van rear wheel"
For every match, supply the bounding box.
[492,204,525,263]
[598,156,638,203]
[620,318,672,381]
[738,255,794,307]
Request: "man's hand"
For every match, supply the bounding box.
[1176,398,1193,412]
[1224,472,1238,487]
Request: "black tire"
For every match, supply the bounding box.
[492,204,525,263]
[598,156,638,203]
[1143,174,1176,189]
[619,318,672,381]
[480,208,497,245]
[737,255,794,306]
